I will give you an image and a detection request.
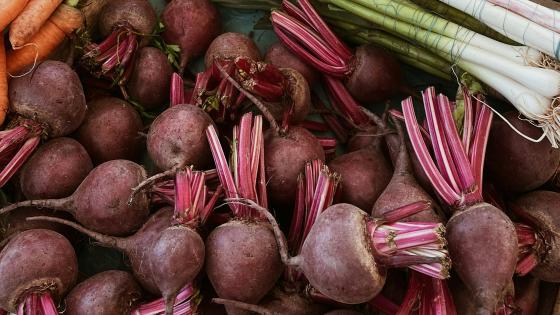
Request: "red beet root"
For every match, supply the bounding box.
[20,137,92,200]
[328,148,392,211]
[264,127,324,206]
[0,229,78,313]
[29,207,205,314]
[486,111,560,194]
[65,270,143,315]
[509,190,560,282]
[0,160,149,236]
[206,221,283,315]
[76,97,144,164]
[205,32,262,68]
[162,0,221,71]
[1,61,86,188]
[127,47,174,110]
[147,104,214,171]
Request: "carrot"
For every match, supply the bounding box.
[0,36,8,126]
[9,0,63,49]
[6,4,83,75]
[0,0,29,31]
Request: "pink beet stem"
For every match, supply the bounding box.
[369,218,450,279]
[287,174,306,252]
[100,36,131,72]
[170,73,185,106]
[271,11,345,69]
[0,136,40,188]
[317,137,336,149]
[271,23,348,76]
[369,294,399,315]
[396,271,421,315]
[132,285,198,315]
[296,0,353,61]
[173,167,219,227]
[206,113,267,219]
[282,0,309,25]
[324,76,369,125]
[462,88,474,155]
[402,97,459,204]
[389,109,432,148]
[468,98,493,195]
[437,94,476,191]
[84,29,127,58]
[190,67,214,106]
[380,200,432,223]
[423,88,462,193]
[17,292,57,315]
[206,125,240,213]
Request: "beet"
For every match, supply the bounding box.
[0,60,86,188]
[265,42,319,86]
[20,138,92,199]
[295,204,386,304]
[9,60,86,138]
[98,0,156,38]
[0,229,78,312]
[147,104,214,171]
[271,4,406,105]
[0,160,149,236]
[206,220,283,315]
[162,0,221,70]
[445,204,518,313]
[76,97,144,164]
[509,190,560,282]
[127,47,174,110]
[264,127,325,206]
[66,270,142,315]
[486,111,560,194]
[343,45,404,104]
[205,32,262,68]
[328,148,392,211]
[371,120,440,222]
[30,207,205,314]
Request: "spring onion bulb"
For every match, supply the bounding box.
[440,0,560,59]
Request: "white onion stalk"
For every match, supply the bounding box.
[348,0,542,65]
[440,0,560,59]
[487,0,560,33]
[460,61,559,147]
[327,0,560,147]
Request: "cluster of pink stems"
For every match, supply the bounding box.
[81,24,139,92]
[400,86,493,209]
[206,112,268,218]
[132,285,199,315]
[0,118,44,188]
[271,0,370,126]
[16,292,57,315]
[285,159,340,284]
[513,223,541,276]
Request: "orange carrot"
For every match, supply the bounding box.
[0,36,8,126]
[6,4,83,75]
[9,0,63,48]
[0,0,29,31]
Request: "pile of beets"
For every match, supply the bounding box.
[0,0,559,315]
